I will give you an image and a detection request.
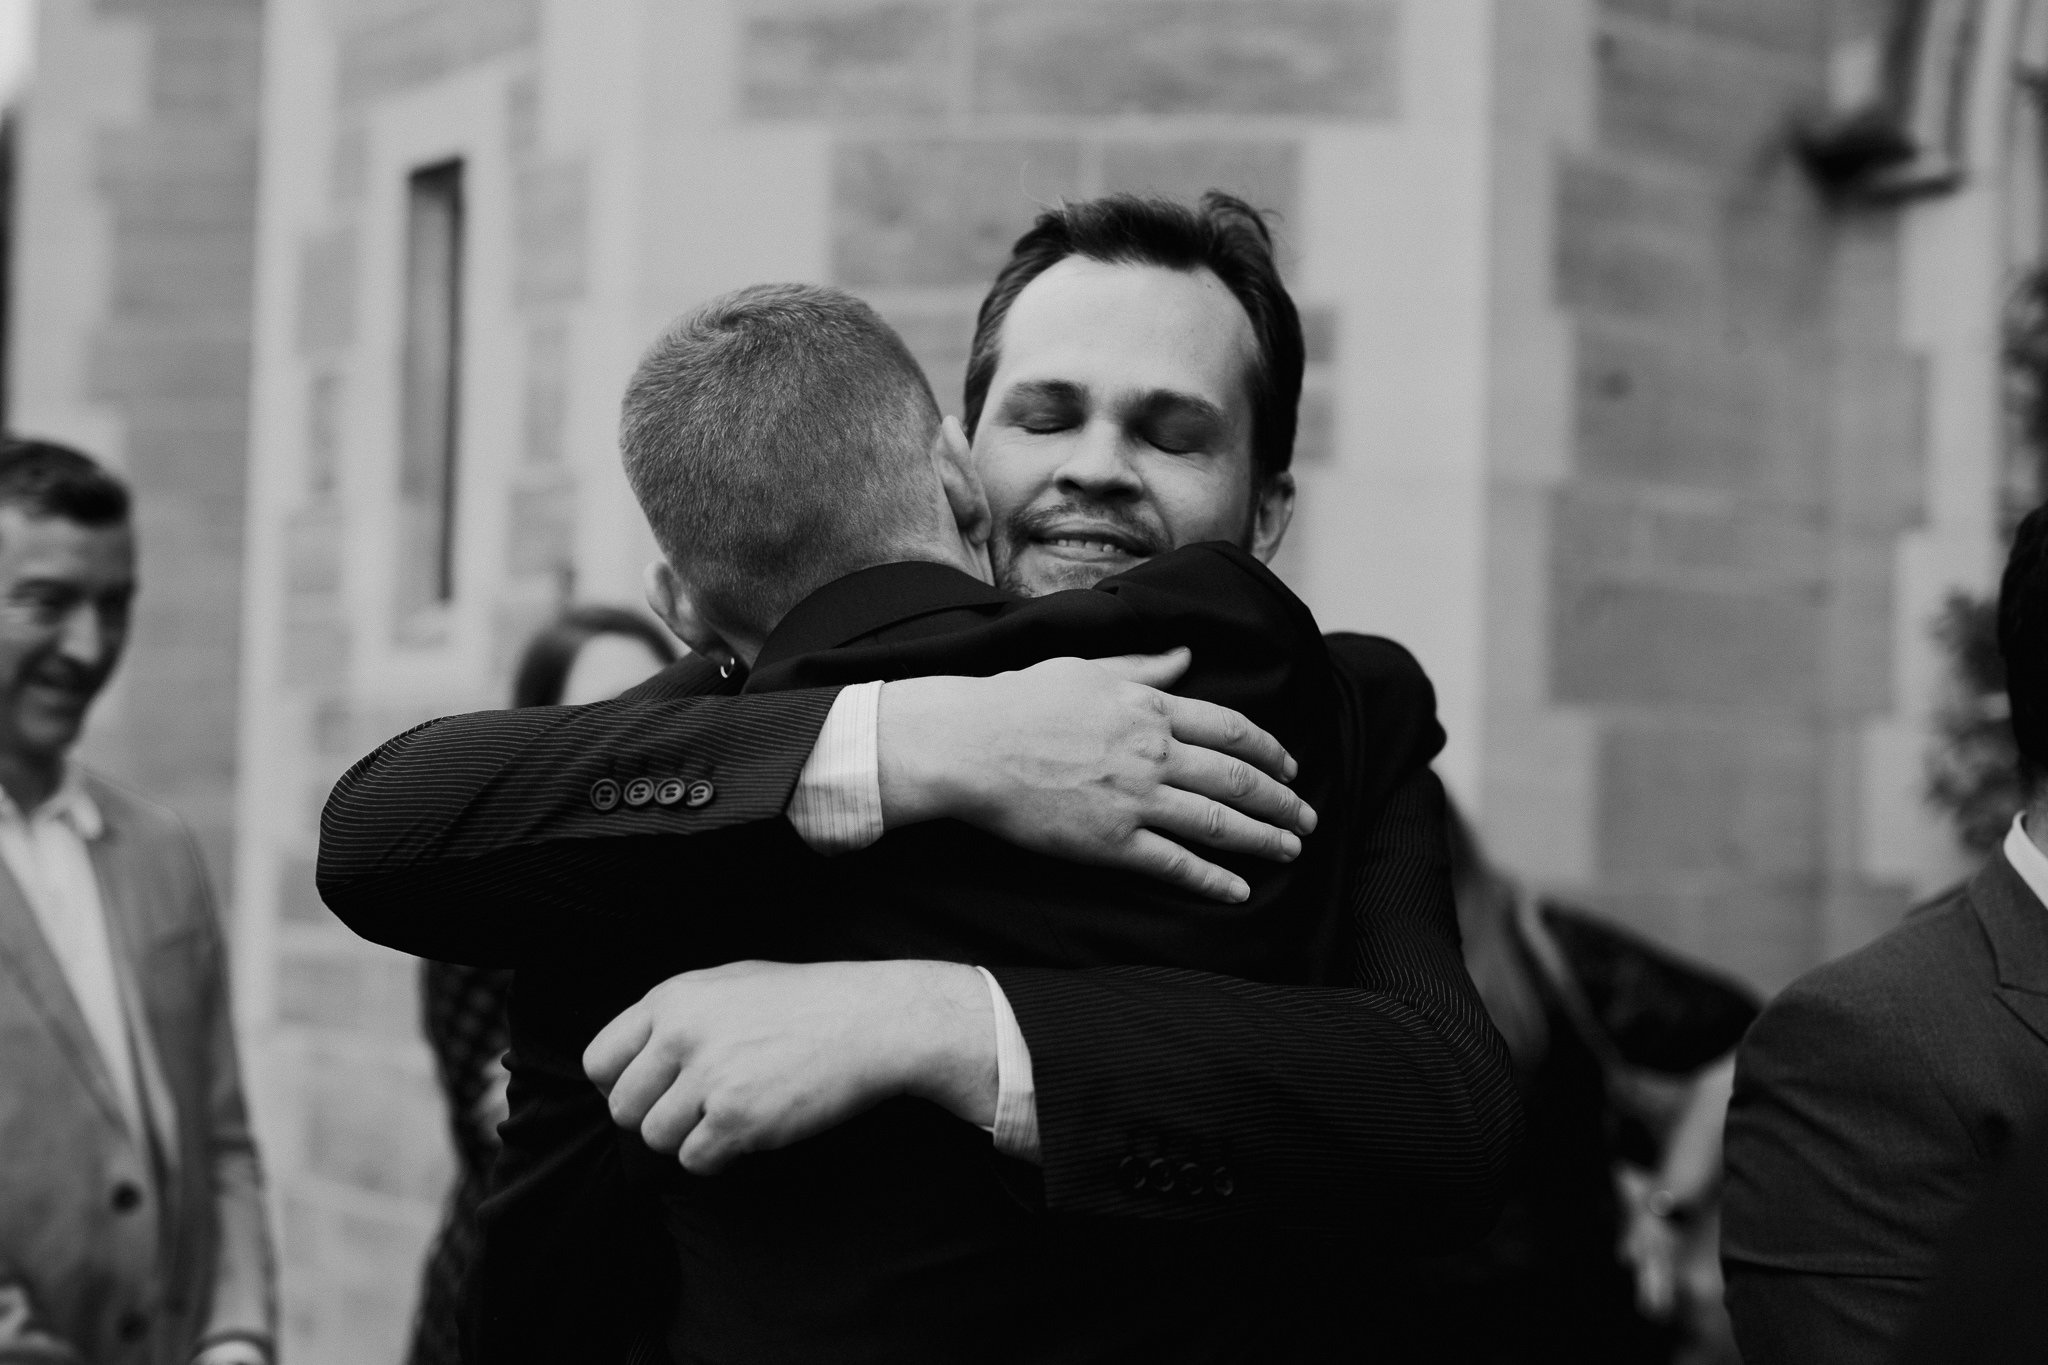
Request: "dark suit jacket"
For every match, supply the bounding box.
[1722,854,2048,1365]
[319,547,1520,1360]
[1896,1116,2048,1365]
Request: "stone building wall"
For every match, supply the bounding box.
[10,0,261,895]
[9,0,2005,1359]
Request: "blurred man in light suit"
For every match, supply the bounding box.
[0,440,274,1365]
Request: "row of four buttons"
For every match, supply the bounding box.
[1119,1154,1234,1199]
[590,776,715,811]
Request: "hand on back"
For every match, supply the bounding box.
[877,648,1316,903]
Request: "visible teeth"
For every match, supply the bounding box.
[1048,537,1123,553]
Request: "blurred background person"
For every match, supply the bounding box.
[1406,797,1755,1365]
[405,605,674,1365]
[1723,505,2048,1365]
[0,439,275,1365]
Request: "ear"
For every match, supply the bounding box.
[932,414,992,551]
[642,559,735,670]
[1248,471,1296,564]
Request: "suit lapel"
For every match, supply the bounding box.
[89,811,184,1181]
[1972,856,2048,1051]
[0,854,131,1132]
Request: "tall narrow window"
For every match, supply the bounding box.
[398,159,464,619]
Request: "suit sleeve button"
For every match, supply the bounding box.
[1174,1162,1205,1197]
[1145,1157,1175,1193]
[655,778,686,806]
[110,1181,142,1212]
[1118,1155,1147,1192]
[1211,1165,1234,1198]
[623,777,655,807]
[590,779,621,811]
[684,780,716,808]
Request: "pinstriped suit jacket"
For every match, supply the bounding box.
[320,547,1521,1360]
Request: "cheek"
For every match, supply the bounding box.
[975,439,1053,524]
[1146,461,1255,544]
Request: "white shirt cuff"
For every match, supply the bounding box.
[786,681,884,854]
[975,966,1040,1164]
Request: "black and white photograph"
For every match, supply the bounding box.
[0,0,2043,1362]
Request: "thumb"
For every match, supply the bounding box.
[1087,646,1191,689]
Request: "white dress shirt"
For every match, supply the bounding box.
[0,769,151,1143]
[786,682,1040,1161]
[2003,811,2048,909]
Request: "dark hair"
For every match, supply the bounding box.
[2000,505,2048,792]
[0,438,130,525]
[620,283,948,636]
[962,191,1304,486]
[511,605,677,709]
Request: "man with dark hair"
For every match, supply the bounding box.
[0,440,276,1365]
[1722,504,2048,1363]
[322,194,1518,1356]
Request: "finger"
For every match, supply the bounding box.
[602,1041,685,1132]
[1160,693,1301,787]
[1084,647,1192,689]
[1147,784,1301,864]
[583,1002,652,1092]
[638,1071,710,1157]
[1163,740,1316,837]
[678,1103,754,1176]
[1121,829,1249,903]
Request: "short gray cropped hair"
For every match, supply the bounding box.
[620,283,947,635]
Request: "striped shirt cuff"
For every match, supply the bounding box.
[977,966,1041,1164]
[786,681,884,855]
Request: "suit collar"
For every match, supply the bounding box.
[1971,854,2048,1049]
[752,561,1011,674]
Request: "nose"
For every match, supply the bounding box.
[1051,417,1143,502]
[56,603,111,669]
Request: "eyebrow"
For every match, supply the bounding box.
[997,379,1231,430]
[995,379,1086,414]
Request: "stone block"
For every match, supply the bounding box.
[283,609,352,689]
[1099,139,1302,229]
[278,855,329,926]
[1601,0,1830,56]
[1551,578,1820,710]
[335,0,542,105]
[86,331,252,405]
[276,944,421,1038]
[522,323,568,464]
[148,10,263,122]
[278,1193,431,1365]
[110,226,256,322]
[506,71,540,161]
[1573,323,1826,496]
[96,129,258,229]
[1299,305,1338,366]
[297,228,358,355]
[514,161,588,306]
[308,371,345,497]
[876,306,975,416]
[1597,720,1821,878]
[1293,380,1334,465]
[330,125,370,205]
[298,1046,452,1203]
[741,1,954,119]
[1596,21,1818,174]
[974,0,1398,119]
[834,139,1081,288]
[506,480,575,578]
[1559,153,1716,238]
[121,406,251,494]
[287,507,346,596]
[1831,347,1925,533]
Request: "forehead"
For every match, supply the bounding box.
[992,257,1257,413]
[0,508,135,575]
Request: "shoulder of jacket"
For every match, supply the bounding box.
[77,768,201,859]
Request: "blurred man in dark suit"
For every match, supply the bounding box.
[1722,504,2048,1363]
